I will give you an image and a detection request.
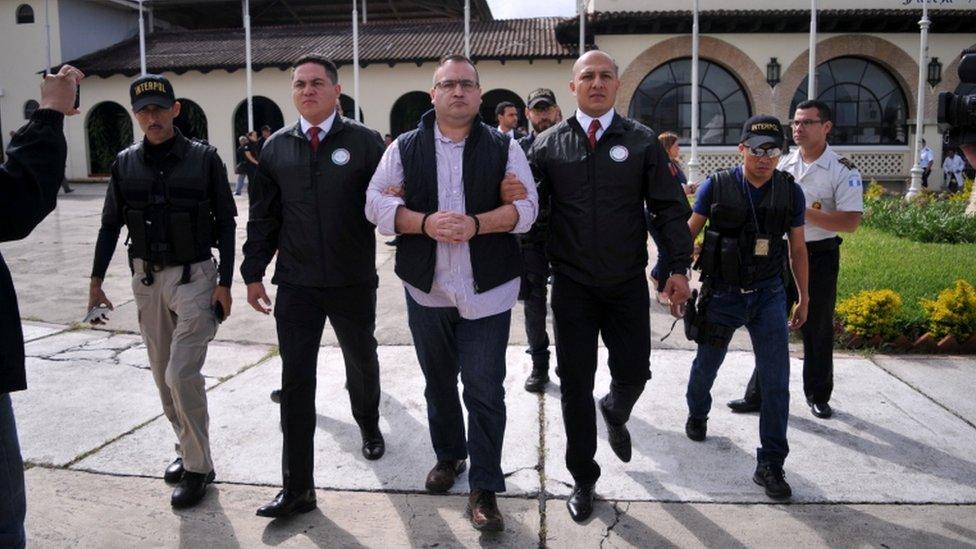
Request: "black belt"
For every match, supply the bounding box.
[806,236,841,253]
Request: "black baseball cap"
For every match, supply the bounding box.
[130,74,175,111]
[526,88,557,109]
[739,115,785,148]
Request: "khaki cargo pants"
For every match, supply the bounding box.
[132,259,218,474]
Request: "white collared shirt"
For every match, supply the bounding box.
[779,144,863,242]
[575,109,615,142]
[299,111,337,141]
[920,146,934,168]
[496,126,516,139]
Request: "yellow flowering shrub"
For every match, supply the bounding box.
[920,280,976,341]
[864,180,886,200]
[947,178,973,204]
[836,289,903,339]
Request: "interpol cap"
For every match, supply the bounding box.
[526,88,557,109]
[739,114,785,148]
[130,74,175,111]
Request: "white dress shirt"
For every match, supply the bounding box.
[299,111,337,141]
[575,109,615,142]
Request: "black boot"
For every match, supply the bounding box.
[685,416,707,442]
[599,395,631,462]
[753,463,792,500]
[360,424,385,460]
[524,362,550,393]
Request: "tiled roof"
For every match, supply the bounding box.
[557,9,976,40]
[67,17,577,77]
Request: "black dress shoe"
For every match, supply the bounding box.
[566,483,595,523]
[685,416,707,442]
[361,425,385,460]
[467,489,504,531]
[256,489,317,518]
[425,459,466,493]
[753,464,792,500]
[598,395,631,462]
[171,470,215,508]
[270,389,281,403]
[523,367,549,393]
[727,398,761,414]
[164,457,184,484]
[809,401,833,419]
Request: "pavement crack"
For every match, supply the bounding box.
[536,390,548,549]
[867,355,976,432]
[599,501,628,549]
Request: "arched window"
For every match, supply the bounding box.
[86,102,133,176]
[23,100,39,120]
[338,94,364,123]
[233,96,284,150]
[791,57,909,145]
[480,89,526,132]
[174,98,209,141]
[16,4,34,24]
[629,58,751,146]
[390,91,431,137]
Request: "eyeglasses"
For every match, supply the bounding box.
[434,79,479,92]
[790,119,823,128]
[747,146,783,158]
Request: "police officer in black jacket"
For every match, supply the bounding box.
[1,64,82,549]
[242,55,386,519]
[88,74,236,509]
[528,51,693,523]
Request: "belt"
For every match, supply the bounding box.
[706,277,782,295]
[806,236,841,253]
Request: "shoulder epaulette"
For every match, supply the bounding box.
[837,156,857,171]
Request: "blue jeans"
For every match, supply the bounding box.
[405,292,510,493]
[234,173,247,195]
[0,393,26,549]
[686,279,791,467]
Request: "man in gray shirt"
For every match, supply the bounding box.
[365,55,537,532]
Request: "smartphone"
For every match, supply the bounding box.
[74,83,80,110]
[213,301,225,323]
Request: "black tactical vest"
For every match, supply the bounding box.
[115,136,217,267]
[395,110,522,294]
[697,168,794,287]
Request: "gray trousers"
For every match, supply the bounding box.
[133,259,218,474]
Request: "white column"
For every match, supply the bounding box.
[353,1,361,122]
[578,0,586,55]
[807,0,817,100]
[906,2,930,200]
[464,0,470,58]
[138,0,147,75]
[243,0,253,132]
[44,0,52,72]
[687,0,701,184]
[362,0,367,24]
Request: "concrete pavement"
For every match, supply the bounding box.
[6,183,976,547]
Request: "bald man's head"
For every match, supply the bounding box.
[573,50,619,77]
[570,50,620,117]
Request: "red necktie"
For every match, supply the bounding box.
[587,119,601,150]
[307,127,320,154]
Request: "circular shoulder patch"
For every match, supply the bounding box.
[331,148,351,166]
[609,145,629,162]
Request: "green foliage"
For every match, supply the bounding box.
[836,289,903,338]
[921,280,976,341]
[838,227,976,325]
[862,194,976,244]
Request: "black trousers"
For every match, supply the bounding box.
[519,245,551,369]
[744,238,839,405]
[552,272,650,485]
[274,282,381,492]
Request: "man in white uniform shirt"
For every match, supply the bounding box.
[943,149,966,193]
[920,139,934,188]
[728,99,862,420]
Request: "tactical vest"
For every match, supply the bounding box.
[696,168,794,287]
[115,138,217,268]
[395,110,522,294]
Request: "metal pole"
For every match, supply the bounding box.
[362,0,367,24]
[687,0,701,185]
[464,0,470,58]
[906,1,930,199]
[44,0,51,73]
[244,0,253,132]
[807,0,817,100]
[353,1,360,122]
[138,0,147,75]
[579,0,585,55]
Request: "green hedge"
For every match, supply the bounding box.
[862,195,976,244]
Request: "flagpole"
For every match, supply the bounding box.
[464,0,470,58]
[353,1,360,122]
[243,0,253,132]
[906,1,930,199]
[687,0,701,184]
[807,0,817,100]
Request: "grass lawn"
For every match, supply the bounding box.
[838,226,976,324]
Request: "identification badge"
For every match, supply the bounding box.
[754,234,771,257]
